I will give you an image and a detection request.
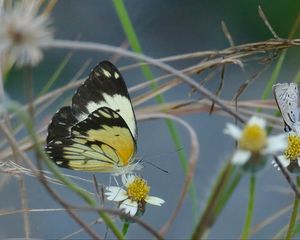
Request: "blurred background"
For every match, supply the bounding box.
[1,0,300,238]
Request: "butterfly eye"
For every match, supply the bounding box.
[285,125,292,132]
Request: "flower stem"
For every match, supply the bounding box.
[241,174,256,239]
[215,170,242,216]
[191,161,233,239]
[286,176,300,240]
[122,222,130,236]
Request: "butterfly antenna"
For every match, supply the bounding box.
[143,160,168,173]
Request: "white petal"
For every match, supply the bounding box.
[289,122,300,135]
[277,155,290,168]
[145,196,165,206]
[231,150,251,165]
[124,175,136,187]
[223,123,242,140]
[263,133,287,154]
[248,116,266,129]
[105,186,121,194]
[120,199,138,216]
[121,174,127,185]
[297,159,300,167]
[105,187,127,202]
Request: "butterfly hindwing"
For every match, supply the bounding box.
[273,83,299,132]
[46,106,136,171]
[46,106,78,143]
[46,136,120,172]
[71,61,137,139]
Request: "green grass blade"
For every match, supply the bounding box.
[7,100,124,240]
[258,51,286,113]
[112,0,198,216]
[286,176,300,239]
[241,174,256,239]
[215,168,242,216]
[38,52,73,97]
[259,15,300,112]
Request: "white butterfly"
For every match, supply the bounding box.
[273,83,300,134]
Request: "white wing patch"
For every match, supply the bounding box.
[76,93,136,138]
[114,72,120,79]
[102,69,112,78]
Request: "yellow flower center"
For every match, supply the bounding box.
[284,135,300,161]
[126,177,150,202]
[239,124,267,152]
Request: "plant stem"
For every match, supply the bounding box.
[112,0,198,217]
[215,170,242,216]
[122,222,130,236]
[191,161,233,239]
[9,101,124,240]
[286,176,300,240]
[259,14,300,113]
[241,174,256,239]
[38,52,72,97]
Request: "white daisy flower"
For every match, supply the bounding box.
[105,175,164,216]
[274,133,300,174]
[0,0,53,69]
[224,116,287,166]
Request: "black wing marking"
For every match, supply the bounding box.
[46,107,136,171]
[72,61,130,116]
[71,61,136,136]
[46,137,118,170]
[71,107,129,134]
[46,106,78,143]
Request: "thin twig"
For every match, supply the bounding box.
[221,21,234,47]
[251,204,292,236]
[18,176,30,239]
[273,155,300,199]
[36,158,102,240]
[0,121,101,240]
[67,205,164,240]
[137,113,199,236]
[0,208,66,216]
[44,39,249,123]
[258,5,280,39]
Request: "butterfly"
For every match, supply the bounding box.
[45,61,141,176]
[273,83,300,134]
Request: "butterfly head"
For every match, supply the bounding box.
[112,157,143,176]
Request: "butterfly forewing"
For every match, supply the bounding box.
[45,61,137,174]
[273,83,299,132]
[71,61,137,139]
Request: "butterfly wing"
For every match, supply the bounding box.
[71,61,137,139]
[273,83,299,132]
[46,61,137,173]
[46,107,136,172]
[46,106,78,143]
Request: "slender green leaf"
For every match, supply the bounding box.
[112,0,198,216]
